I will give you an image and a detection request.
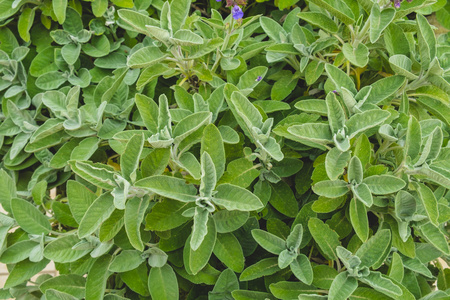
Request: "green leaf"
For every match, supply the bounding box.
[419,222,450,255]
[185,217,217,275]
[191,207,209,251]
[351,183,373,207]
[417,96,450,127]
[308,0,355,25]
[416,14,436,70]
[127,46,167,68]
[389,55,418,80]
[268,181,299,217]
[270,281,318,299]
[121,133,144,182]
[85,255,112,300]
[142,148,171,177]
[117,9,159,35]
[45,289,78,300]
[53,0,67,24]
[109,250,145,273]
[145,199,194,231]
[326,92,346,135]
[271,74,299,101]
[213,210,249,233]
[169,0,191,33]
[213,233,245,273]
[135,175,198,202]
[43,234,91,263]
[0,240,38,264]
[11,197,51,235]
[260,17,286,43]
[313,180,348,198]
[82,35,110,58]
[346,110,390,138]
[288,123,333,146]
[312,265,338,289]
[214,184,263,211]
[35,71,67,90]
[209,268,239,300]
[342,43,369,68]
[232,290,275,300]
[17,7,34,42]
[328,272,358,300]
[228,90,263,142]
[308,218,341,261]
[218,158,260,188]
[170,30,204,46]
[0,169,16,213]
[388,252,404,282]
[148,264,179,300]
[61,43,80,65]
[298,12,338,33]
[124,197,150,251]
[305,61,325,86]
[39,274,86,298]
[356,229,391,268]
[67,180,97,224]
[349,197,369,242]
[364,75,406,105]
[201,124,225,180]
[291,254,313,285]
[363,175,406,195]
[325,63,357,94]
[240,257,280,281]
[135,93,159,134]
[325,148,351,180]
[78,193,115,239]
[172,111,212,144]
[251,229,285,255]
[3,259,49,289]
[69,161,116,190]
[413,182,439,226]
[359,271,402,297]
[370,6,395,43]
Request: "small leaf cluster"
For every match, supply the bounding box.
[0,0,449,300]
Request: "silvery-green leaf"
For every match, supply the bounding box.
[412,182,439,226]
[308,218,341,261]
[370,5,395,43]
[251,229,285,255]
[200,152,217,198]
[328,272,357,300]
[229,90,263,141]
[61,43,80,65]
[416,13,436,70]
[78,193,115,239]
[363,175,406,195]
[109,250,145,273]
[326,92,346,135]
[214,184,263,211]
[135,175,198,202]
[298,12,338,33]
[295,99,327,115]
[414,126,443,167]
[389,55,418,80]
[346,109,390,138]
[351,182,373,207]
[336,246,361,271]
[172,111,212,144]
[146,247,168,268]
[342,42,369,68]
[313,180,348,198]
[356,229,391,268]
[148,265,179,300]
[177,152,201,180]
[69,161,116,190]
[349,197,369,242]
[201,124,225,180]
[117,9,159,35]
[258,136,284,162]
[169,0,190,33]
[185,217,216,275]
[290,254,313,285]
[124,197,149,251]
[286,224,303,251]
[85,254,112,300]
[170,30,203,46]
[325,63,357,94]
[364,75,406,105]
[358,271,402,297]
[278,249,297,269]
[239,257,280,281]
[213,233,245,273]
[11,197,51,235]
[127,46,167,68]
[419,222,450,255]
[288,123,333,145]
[145,25,171,43]
[325,148,351,180]
[395,191,417,223]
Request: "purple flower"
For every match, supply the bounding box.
[216,0,221,2]
[232,5,244,20]
[255,76,262,82]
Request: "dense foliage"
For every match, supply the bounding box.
[0,0,449,299]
